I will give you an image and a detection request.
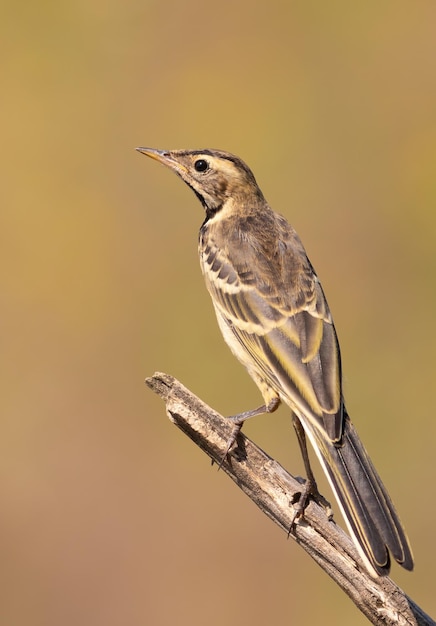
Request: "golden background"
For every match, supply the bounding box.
[2,2,435,624]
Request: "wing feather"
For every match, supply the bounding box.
[200,229,343,441]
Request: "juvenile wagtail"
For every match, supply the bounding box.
[137,147,413,577]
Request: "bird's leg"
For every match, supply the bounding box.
[218,397,280,466]
[290,415,332,529]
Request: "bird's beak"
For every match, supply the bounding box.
[136,147,187,176]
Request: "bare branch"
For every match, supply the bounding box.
[146,372,433,626]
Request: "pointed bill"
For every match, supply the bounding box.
[136,147,188,176]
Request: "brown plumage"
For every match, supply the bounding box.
[137,147,413,577]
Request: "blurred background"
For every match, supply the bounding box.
[1,2,435,624]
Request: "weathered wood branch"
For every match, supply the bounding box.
[146,372,433,626]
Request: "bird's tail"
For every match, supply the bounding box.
[302,412,413,576]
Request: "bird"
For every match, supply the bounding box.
[136,146,414,577]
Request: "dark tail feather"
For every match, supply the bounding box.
[306,413,413,576]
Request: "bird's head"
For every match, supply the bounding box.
[136,148,264,218]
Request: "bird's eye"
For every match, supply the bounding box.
[194,159,209,172]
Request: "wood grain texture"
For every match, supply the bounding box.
[146,372,433,626]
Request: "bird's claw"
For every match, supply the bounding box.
[211,420,244,470]
[288,479,333,535]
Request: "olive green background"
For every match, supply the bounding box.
[2,2,435,625]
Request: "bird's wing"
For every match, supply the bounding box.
[201,230,343,441]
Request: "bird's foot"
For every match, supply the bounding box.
[289,478,333,533]
[210,417,244,470]
[214,398,280,469]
